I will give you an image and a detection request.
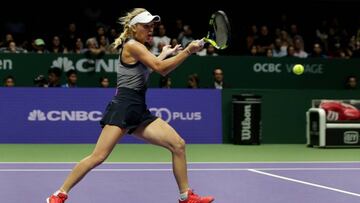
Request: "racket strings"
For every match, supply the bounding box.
[213,15,228,48]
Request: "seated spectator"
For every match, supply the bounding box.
[159,75,172,88]
[206,45,218,56]
[33,38,49,53]
[33,74,48,87]
[98,35,117,54]
[49,35,68,53]
[62,69,78,88]
[99,76,109,88]
[293,37,308,58]
[187,73,199,88]
[272,38,287,57]
[266,48,273,57]
[3,75,15,87]
[178,25,194,48]
[249,45,258,56]
[210,68,230,89]
[0,41,27,53]
[47,67,62,87]
[73,37,84,54]
[309,43,327,58]
[286,45,296,57]
[255,25,273,55]
[345,75,357,90]
[150,24,171,56]
[82,37,105,58]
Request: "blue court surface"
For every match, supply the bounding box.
[1,162,360,202]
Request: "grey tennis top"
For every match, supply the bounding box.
[117,39,152,91]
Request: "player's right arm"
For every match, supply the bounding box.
[125,40,202,76]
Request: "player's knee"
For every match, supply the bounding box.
[90,153,108,166]
[172,138,186,155]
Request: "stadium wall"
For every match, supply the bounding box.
[1,54,360,89]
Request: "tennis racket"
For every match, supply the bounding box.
[199,10,231,49]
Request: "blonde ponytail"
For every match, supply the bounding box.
[113,8,147,49]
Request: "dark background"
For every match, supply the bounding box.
[1,0,360,55]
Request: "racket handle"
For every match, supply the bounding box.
[198,39,205,47]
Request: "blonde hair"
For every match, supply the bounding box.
[113,8,147,49]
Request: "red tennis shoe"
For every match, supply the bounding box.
[46,191,68,203]
[179,189,214,203]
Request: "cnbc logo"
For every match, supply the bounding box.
[28,109,102,121]
[51,57,119,73]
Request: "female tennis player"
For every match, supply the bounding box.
[47,8,214,203]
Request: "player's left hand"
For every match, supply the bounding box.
[161,44,182,57]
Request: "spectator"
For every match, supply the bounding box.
[150,24,171,56]
[0,41,27,53]
[272,38,287,57]
[47,67,62,87]
[246,25,258,50]
[73,37,84,54]
[179,25,194,48]
[206,45,218,56]
[210,68,230,89]
[33,74,48,87]
[63,23,80,52]
[309,43,327,58]
[159,75,172,88]
[99,76,109,88]
[254,25,273,55]
[293,37,308,58]
[286,45,296,57]
[187,73,199,88]
[3,75,15,87]
[266,48,273,57]
[33,38,49,54]
[49,35,67,53]
[0,33,15,48]
[345,75,357,89]
[62,69,78,88]
[82,37,105,58]
[249,45,258,56]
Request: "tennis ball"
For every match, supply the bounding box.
[293,64,304,75]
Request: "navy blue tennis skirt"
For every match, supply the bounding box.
[100,87,157,134]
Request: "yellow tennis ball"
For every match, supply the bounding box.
[293,64,304,75]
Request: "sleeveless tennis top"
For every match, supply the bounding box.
[116,39,152,91]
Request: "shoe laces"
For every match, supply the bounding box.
[57,193,67,200]
[189,190,201,200]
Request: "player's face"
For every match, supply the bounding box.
[134,22,154,44]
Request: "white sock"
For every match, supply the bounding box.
[54,190,67,196]
[180,191,188,201]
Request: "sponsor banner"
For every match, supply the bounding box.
[0,88,222,143]
[326,129,360,146]
[3,54,360,89]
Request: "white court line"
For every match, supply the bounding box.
[1,167,360,172]
[0,161,359,164]
[248,169,360,197]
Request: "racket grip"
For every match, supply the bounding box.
[198,39,205,47]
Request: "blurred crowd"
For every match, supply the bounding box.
[1,11,360,58]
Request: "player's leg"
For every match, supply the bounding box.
[61,125,127,192]
[133,118,214,202]
[133,118,189,192]
[47,125,127,202]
